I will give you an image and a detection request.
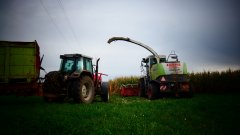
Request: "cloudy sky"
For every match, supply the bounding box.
[0,0,240,80]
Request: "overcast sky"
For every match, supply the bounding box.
[0,0,240,80]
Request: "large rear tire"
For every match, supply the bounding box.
[73,76,95,104]
[138,78,146,97]
[147,82,159,100]
[42,71,65,102]
[101,82,109,102]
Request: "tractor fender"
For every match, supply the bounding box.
[67,71,93,79]
[80,71,93,79]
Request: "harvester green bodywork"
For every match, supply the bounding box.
[150,63,165,80]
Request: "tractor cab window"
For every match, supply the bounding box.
[76,58,83,71]
[83,58,93,73]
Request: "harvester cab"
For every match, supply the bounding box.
[42,54,109,104]
[108,37,192,99]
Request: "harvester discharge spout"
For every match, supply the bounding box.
[108,37,160,61]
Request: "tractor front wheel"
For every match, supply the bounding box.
[73,76,95,104]
[42,71,65,102]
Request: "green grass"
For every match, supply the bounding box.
[0,94,239,135]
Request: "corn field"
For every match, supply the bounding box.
[109,76,140,94]
[108,69,240,94]
[190,69,240,93]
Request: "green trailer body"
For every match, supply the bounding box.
[0,40,41,95]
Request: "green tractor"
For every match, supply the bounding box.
[42,54,109,103]
[108,37,192,99]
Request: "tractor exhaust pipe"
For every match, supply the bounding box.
[95,58,100,88]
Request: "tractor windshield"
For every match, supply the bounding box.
[60,57,84,73]
[60,58,76,73]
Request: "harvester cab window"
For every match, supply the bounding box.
[150,58,157,65]
[160,58,166,63]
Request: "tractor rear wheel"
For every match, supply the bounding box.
[42,71,65,102]
[147,82,159,100]
[101,82,109,102]
[138,78,146,97]
[73,76,95,104]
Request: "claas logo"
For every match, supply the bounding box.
[167,63,181,67]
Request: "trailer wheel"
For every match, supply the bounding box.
[138,78,146,97]
[73,76,95,104]
[147,82,159,100]
[101,82,109,102]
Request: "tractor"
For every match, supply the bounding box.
[108,37,192,99]
[42,54,109,103]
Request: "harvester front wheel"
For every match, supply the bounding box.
[138,78,146,97]
[101,82,109,102]
[147,82,159,100]
[73,76,95,104]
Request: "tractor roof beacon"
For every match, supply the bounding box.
[42,54,109,103]
[108,37,192,99]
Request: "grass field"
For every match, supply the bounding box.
[0,94,239,135]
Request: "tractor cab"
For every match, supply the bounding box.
[60,54,93,75]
